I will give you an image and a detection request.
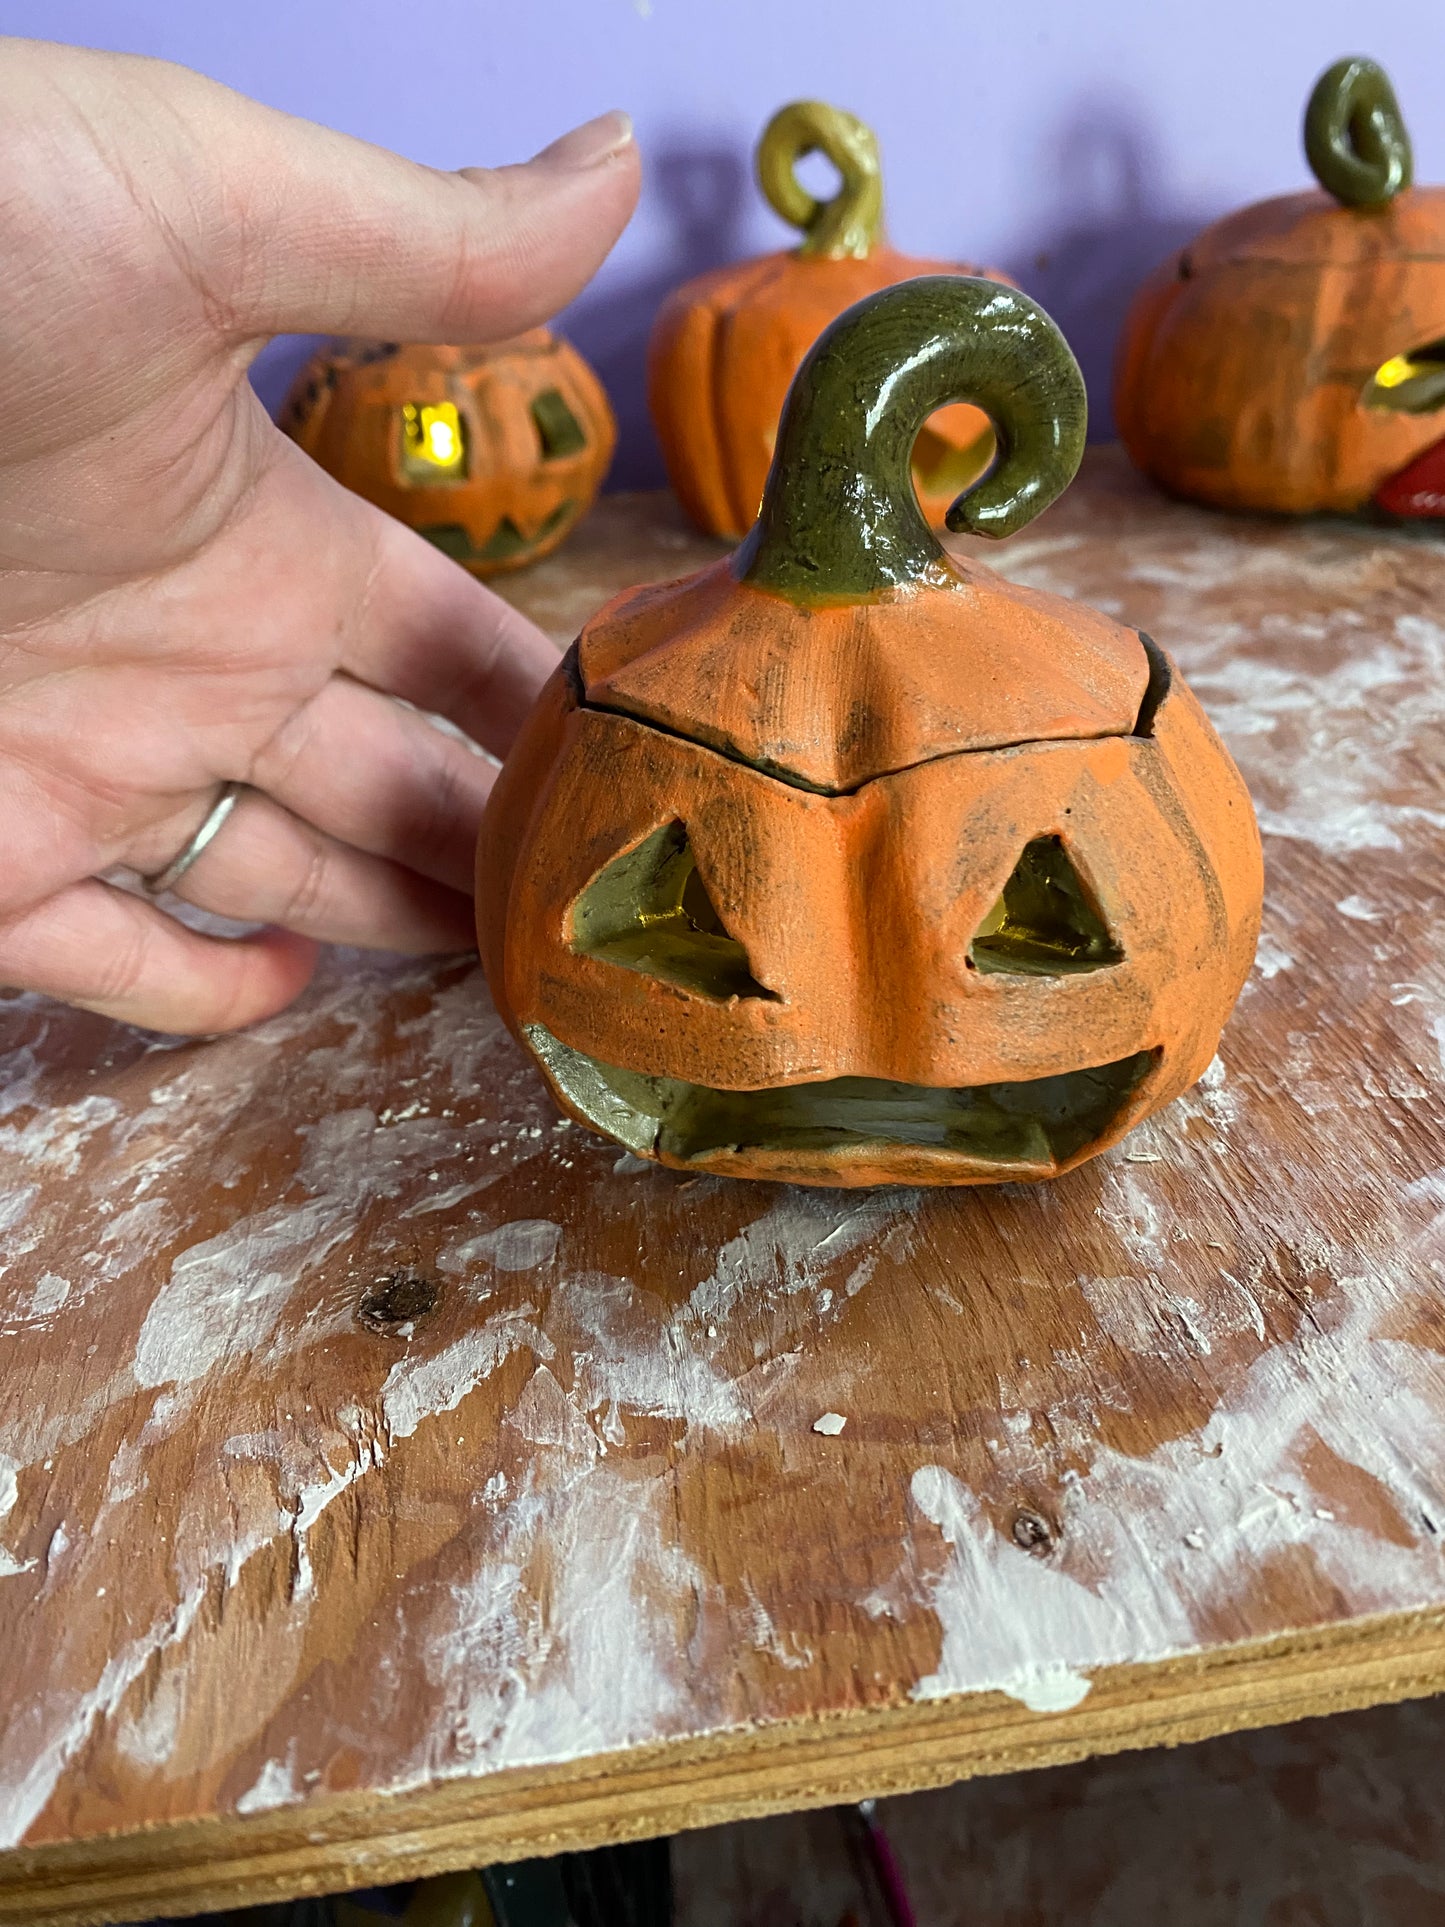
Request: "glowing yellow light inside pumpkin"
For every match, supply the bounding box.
[1373,351,1445,389]
[1374,354,1418,390]
[1364,348,1445,414]
[400,401,467,479]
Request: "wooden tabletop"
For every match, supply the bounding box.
[2,451,1444,1926]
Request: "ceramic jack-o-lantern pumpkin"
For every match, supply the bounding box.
[648,100,1013,539]
[478,278,1263,1188]
[280,332,615,575]
[1116,57,1445,517]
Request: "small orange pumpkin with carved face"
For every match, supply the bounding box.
[648,100,1013,539]
[280,332,615,575]
[480,280,1262,1188]
[1116,58,1445,518]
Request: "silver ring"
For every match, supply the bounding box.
[142,781,246,895]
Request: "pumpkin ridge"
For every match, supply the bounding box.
[1147,190,1445,274]
[711,251,814,535]
[710,297,763,540]
[646,287,738,535]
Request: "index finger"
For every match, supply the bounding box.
[322,459,564,756]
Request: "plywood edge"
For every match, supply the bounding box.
[8,1606,1445,1927]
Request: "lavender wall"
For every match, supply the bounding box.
[15,1,1444,484]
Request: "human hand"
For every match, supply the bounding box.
[0,38,639,1033]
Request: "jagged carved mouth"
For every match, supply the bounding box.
[419,499,578,566]
[524,1023,1157,1172]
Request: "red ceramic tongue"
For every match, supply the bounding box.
[1375,434,1445,517]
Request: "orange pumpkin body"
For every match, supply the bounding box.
[478,563,1261,1187]
[650,247,1008,537]
[280,332,615,575]
[1116,60,1445,517]
[479,279,1263,1189]
[1116,187,1445,515]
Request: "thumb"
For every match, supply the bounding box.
[153,63,641,341]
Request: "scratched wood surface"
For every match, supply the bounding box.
[2,451,1444,1926]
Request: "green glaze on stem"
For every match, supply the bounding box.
[756,101,883,261]
[1305,56,1412,207]
[735,277,1087,603]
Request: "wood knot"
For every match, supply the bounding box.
[357,1270,440,1336]
[1011,1509,1055,1554]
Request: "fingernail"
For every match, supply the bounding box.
[533,109,634,170]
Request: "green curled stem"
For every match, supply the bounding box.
[736,276,1087,602]
[756,100,883,261]
[1305,56,1412,207]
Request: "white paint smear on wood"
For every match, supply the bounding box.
[908,1469,1102,1713]
[381,1310,552,1445]
[0,1585,210,1848]
[0,1454,34,1579]
[442,1219,562,1275]
[133,1200,355,1388]
[236,1751,301,1816]
[428,1465,713,1777]
[901,1258,1445,1714]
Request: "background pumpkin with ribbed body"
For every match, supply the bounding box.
[1116,57,1445,519]
[280,332,615,576]
[479,279,1263,1189]
[647,100,1013,540]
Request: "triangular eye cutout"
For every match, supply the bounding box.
[570,822,777,1002]
[532,388,588,458]
[969,836,1123,977]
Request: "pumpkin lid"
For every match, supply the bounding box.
[579,557,1148,793]
[1178,185,1445,274]
[581,277,1146,792]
